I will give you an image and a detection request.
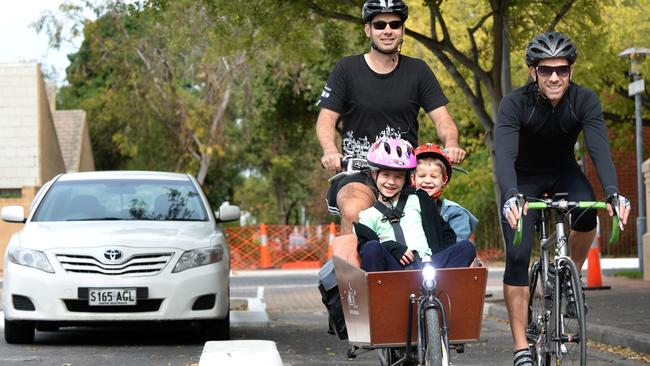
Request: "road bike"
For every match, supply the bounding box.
[513,193,621,365]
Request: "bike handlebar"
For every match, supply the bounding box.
[327,157,370,182]
[512,199,620,246]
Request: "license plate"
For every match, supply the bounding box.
[88,288,137,306]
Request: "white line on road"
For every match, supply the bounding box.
[0,311,4,329]
[256,286,264,299]
[233,284,315,291]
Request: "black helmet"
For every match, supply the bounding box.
[362,0,409,24]
[525,31,577,66]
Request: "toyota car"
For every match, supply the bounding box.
[1,171,239,343]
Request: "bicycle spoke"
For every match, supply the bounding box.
[555,261,586,366]
[527,260,549,365]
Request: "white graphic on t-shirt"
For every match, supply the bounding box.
[342,126,402,159]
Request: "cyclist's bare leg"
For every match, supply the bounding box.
[336,182,375,235]
[504,284,530,350]
[569,228,596,271]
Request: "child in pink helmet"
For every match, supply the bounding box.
[354,137,476,272]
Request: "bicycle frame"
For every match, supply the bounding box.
[534,206,576,361]
[520,196,620,365]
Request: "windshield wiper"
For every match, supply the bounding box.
[66,217,124,221]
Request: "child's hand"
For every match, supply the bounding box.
[400,249,415,266]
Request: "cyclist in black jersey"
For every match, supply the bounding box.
[494,31,631,366]
[317,0,466,235]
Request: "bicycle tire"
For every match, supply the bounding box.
[527,260,551,365]
[554,260,587,366]
[424,307,443,366]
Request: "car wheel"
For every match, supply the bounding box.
[4,318,35,344]
[202,313,230,341]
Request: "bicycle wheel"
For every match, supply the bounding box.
[527,260,551,365]
[378,348,396,366]
[424,307,443,365]
[378,347,416,366]
[555,260,586,366]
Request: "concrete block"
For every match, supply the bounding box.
[198,340,282,366]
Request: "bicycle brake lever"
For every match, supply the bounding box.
[608,193,625,232]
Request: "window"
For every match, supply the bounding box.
[32,179,208,222]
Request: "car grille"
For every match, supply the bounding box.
[56,253,174,275]
[63,299,163,312]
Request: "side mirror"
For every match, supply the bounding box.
[1,206,26,223]
[215,204,240,222]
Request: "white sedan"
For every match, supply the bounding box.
[1,171,239,344]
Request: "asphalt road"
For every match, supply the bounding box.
[0,272,647,365]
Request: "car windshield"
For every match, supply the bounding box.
[32,179,208,222]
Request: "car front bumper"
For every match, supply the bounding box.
[2,260,229,322]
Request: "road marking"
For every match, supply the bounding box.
[256,286,264,299]
[0,311,4,329]
[233,284,315,291]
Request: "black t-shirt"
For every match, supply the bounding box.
[494,81,618,198]
[317,54,448,158]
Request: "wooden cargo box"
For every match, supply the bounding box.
[332,235,487,347]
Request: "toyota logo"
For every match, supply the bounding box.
[104,249,123,261]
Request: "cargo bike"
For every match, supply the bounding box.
[327,158,489,366]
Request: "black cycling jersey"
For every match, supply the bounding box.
[494,81,618,199]
[317,54,448,157]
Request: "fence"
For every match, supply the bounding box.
[226,224,336,270]
[226,222,507,270]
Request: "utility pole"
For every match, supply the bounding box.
[619,47,649,273]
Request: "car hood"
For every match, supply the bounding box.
[16,221,218,250]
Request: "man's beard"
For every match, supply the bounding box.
[371,38,400,55]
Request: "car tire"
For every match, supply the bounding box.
[202,313,230,341]
[4,318,35,344]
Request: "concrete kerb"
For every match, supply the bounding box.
[484,300,650,355]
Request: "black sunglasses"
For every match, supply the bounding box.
[536,65,571,78]
[372,20,403,30]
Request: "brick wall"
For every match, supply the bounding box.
[583,126,650,257]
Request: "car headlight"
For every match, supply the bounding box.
[172,245,224,273]
[8,247,54,273]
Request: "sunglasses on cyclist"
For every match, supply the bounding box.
[536,65,571,78]
[372,20,403,30]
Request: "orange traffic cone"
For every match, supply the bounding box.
[259,223,271,269]
[585,218,611,290]
[326,222,336,259]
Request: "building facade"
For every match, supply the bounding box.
[0,63,95,271]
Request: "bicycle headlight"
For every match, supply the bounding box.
[8,247,54,273]
[172,245,224,273]
[422,264,437,290]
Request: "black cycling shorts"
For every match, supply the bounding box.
[326,171,373,216]
[502,164,597,286]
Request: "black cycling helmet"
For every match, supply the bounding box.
[525,31,577,66]
[362,0,409,24]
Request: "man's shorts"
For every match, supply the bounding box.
[326,171,373,215]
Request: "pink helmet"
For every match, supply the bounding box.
[366,137,416,171]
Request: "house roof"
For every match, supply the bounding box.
[52,110,87,172]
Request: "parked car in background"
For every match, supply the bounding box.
[1,171,239,344]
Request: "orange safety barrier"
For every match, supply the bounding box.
[327,222,336,259]
[226,224,339,270]
[259,223,271,269]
